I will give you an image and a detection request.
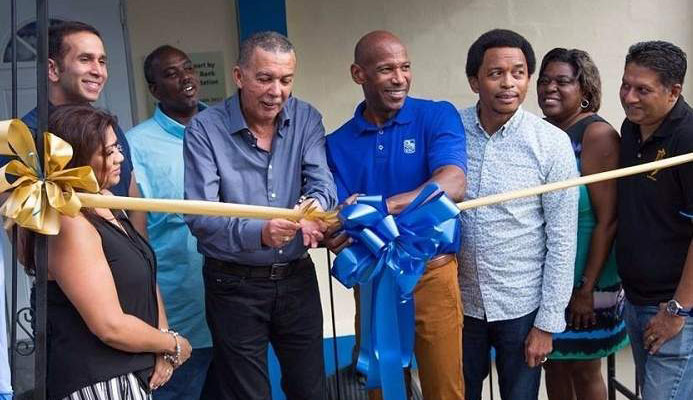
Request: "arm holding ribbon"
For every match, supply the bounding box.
[296,110,337,247]
[183,118,269,255]
[387,102,468,214]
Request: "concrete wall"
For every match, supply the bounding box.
[125,0,239,123]
[287,0,693,132]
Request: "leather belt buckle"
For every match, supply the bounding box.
[269,262,291,280]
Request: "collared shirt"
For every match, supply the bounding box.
[326,97,467,254]
[184,94,337,265]
[617,96,693,306]
[458,105,578,333]
[125,103,211,349]
[22,105,134,196]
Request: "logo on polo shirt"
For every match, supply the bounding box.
[647,148,666,181]
[403,139,416,154]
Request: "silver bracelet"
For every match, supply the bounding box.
[160,329,181,367]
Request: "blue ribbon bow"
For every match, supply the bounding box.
[331,183,461,399]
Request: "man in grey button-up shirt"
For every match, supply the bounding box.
[183,32,336,400]
[458,29,578,400]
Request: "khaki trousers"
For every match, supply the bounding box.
[354,256,464,400]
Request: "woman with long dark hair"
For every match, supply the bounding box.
[24,105,191,400]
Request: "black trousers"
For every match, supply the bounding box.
[201,257,327,400]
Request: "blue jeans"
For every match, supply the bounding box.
[623,300,693,400]
[153,347,212,400]
[463,309,540,400]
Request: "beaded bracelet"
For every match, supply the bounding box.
[160,329,181,367]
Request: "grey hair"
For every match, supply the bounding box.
[237,31,294,67]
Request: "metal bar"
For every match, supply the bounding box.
[325,250,341,400]
[610,379,639,400]
[9,226,17,393]
[34,0,49,398]
[9,0,18,393]
[608,354,641,400]
[119,0,139,126]
[607,354,616,400]
[488,355,494,400]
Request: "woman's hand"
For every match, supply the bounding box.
[149,354,173,390]
[568,287,596,329]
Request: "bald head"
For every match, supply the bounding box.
[354,30,405,67]
[350,30,411,125]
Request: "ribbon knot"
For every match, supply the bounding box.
[331,183,461,399]
[0,119,100,234]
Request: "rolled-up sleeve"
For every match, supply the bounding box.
[183,119,264,257]
[535,139,579,333]
[301,108,337,211]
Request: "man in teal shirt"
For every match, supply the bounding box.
[126,45,211,399]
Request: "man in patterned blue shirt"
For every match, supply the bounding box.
[458,29,579,400]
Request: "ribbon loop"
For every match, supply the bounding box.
[0,119,100,234]
[331,183,461,398]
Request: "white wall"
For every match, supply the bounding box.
[287,0,693,132]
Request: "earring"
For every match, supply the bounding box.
[580,99,590,109]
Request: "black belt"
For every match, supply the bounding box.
[205,255,308,280]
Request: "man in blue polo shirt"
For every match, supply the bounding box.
[326,30,467,400]
[126,45,211,399]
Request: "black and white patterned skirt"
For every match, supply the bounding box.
[62,373,151,400]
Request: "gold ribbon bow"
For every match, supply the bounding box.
[0,119,100,234]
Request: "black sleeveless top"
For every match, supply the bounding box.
[47,212,158,400]
[565,114,608,158]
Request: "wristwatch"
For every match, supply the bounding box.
[665,299,692,317]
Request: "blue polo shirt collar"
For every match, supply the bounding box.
[227,92,291,137]
[354,96,415,133]
[154,102,207,139]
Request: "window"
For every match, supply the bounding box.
[3,19,64,63]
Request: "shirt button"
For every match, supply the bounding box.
[269,164,272,169]
[378,130,383,135]
[637,153,642,158]
[271,193,276,198]
[378,145,384,151]
[278,249,284,255]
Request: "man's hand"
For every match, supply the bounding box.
[643,303,685,355]
[323,194,360,254]
[297,199,328,248]
[261,219,300,248]
[524,327,553,368]
[568,287,596,329]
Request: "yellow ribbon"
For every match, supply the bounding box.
[0,119,99,235]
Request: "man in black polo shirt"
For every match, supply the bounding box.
[617,40,693,400]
